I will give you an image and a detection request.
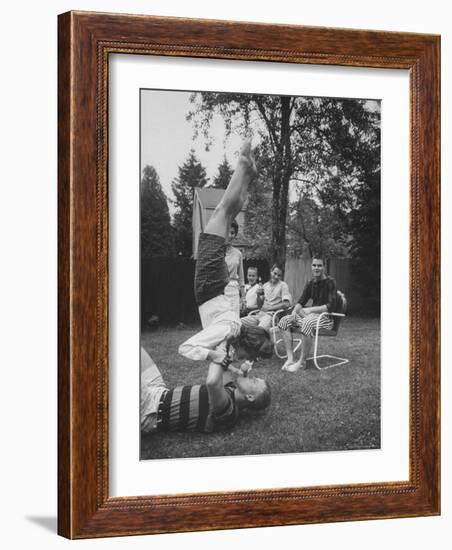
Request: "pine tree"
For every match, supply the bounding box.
[141,165,175,258]
[212,156,233,189]
[171,150,208,257]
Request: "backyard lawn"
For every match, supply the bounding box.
[140,316,380,460]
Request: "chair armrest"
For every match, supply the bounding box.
[248,309,261,317]
[272,307,293,323]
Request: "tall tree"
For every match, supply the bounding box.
[141,165,175,258]
[188,93,380,269]
[211,156,233,189]
[171,150,208,257]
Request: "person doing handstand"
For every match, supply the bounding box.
[178,139,273,367]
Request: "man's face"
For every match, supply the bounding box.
[236,375,266,397]
[247,269,258,285]
[270,267,282,284]
[228,227,237,243]
[311,258,325,278]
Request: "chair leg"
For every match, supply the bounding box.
[310,354,349,370]
[309,318,349,370]
[272,334,302,359]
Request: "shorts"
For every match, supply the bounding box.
[278,313,333,337]
[195,233,229,306]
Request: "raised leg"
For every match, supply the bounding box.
[204,140,257,239]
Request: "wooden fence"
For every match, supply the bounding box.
[141,255,365,326]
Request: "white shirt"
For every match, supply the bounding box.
[245,283,260,309]
[263,280,292,307]
[178,295,241,361]
[225,245,244,286]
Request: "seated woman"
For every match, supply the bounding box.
[278,256,336,372]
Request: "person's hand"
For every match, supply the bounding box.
[239,360,253,377]
[208,349,231,369]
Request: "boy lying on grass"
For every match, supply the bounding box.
[141,347,271,434]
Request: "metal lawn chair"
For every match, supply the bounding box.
[309,290,349,370]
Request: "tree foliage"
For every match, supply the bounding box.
[141,165,175,259]
[171,150,208,257]
[188,93,380,272]
[211,156,233,189]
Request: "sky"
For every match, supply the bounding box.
[140,89,243,210]
[140,90,381,214]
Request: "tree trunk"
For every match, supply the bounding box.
[270,96,292,273]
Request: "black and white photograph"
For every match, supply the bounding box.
[139,88,381,460]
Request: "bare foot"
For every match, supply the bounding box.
[281,358,296,371]
[285,360,306,373]
[239,139,257,178]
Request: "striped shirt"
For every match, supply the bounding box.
[157,382,239,433]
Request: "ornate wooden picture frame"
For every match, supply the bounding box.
[58,11,440,539]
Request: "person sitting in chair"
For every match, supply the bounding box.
[278,256,337,372]
[141,347,271,434]
[241,264,292,332]
[241,266,260,316]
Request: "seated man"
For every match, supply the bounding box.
[241,264,292,332]
[141,347,271,434]
[179,139,272,365]
[241,266,260,315]
[278,256,337,372]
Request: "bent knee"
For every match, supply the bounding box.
[241,316,258,328]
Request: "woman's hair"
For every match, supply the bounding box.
[230,219,239,236]
[270,263,282,273]
[237,325,273,359]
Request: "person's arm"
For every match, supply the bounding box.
[255,281,265,308]
[290,281,311,317]
[261,299,290,312]
[302,304,328,314]
[238,251,245,298]
[297,280,311,308]
[303,278,336,315]
[205,362,230,415]
[261,282,291,312]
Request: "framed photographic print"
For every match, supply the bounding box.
[58,11,440,538]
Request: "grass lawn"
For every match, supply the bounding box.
[140,316,380,460]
